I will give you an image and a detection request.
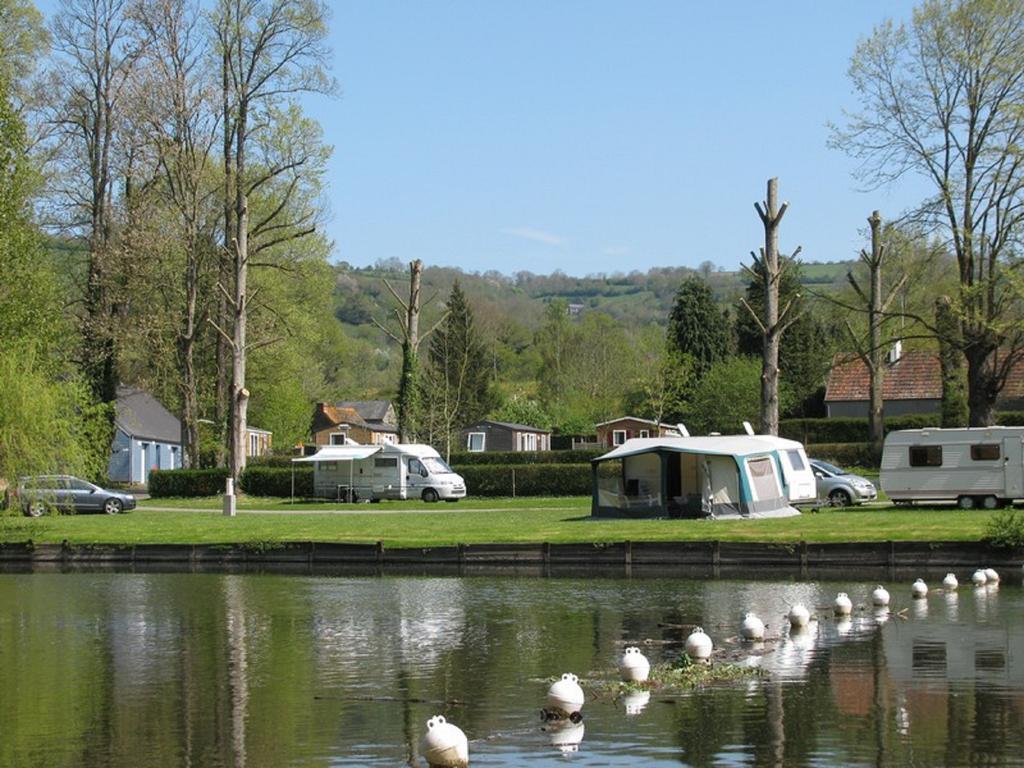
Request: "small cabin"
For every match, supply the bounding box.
[460,420,551,452]
[595,417,681,449]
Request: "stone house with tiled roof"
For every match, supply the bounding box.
[311,402,398,446]
[824,349,1024,418]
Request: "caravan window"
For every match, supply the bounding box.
[909,446,942,467]
[971,444,1000,461]
[786,449,806,471]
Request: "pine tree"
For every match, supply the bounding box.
[666,276,729,378]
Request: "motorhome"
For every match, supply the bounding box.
[293,444,467,502]
[880,427,1024,509]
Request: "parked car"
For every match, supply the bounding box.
[14,475,136,517]
[809,460,877,507]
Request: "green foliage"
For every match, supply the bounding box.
[458,463,591,496]
[490,393,552,431]
[687,356,792,435]
[666,277,730,377]
[622,342,694,424]
[804,442,876,468]
[239,466,313,497]
[779,414,944,444]
[149,468,229,498]
[985,508,1024,549]
[450,449,602,466]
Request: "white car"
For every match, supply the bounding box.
[809,460,877,507]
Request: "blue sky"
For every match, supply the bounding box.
[39,0,927,276]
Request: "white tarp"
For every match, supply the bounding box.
[596,435,782,462]
[292,445,382,463]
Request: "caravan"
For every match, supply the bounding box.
[293,444,467,502]
[880,427,1024,509]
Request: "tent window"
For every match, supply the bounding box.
[613,430,627,446]
[970,444,1000,461]
[747,457,779,500]
[909,446,942,467]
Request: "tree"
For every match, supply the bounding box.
[622,342,694,425]
[832,0,1024,425]
[936,295,969,426]
[420,281,494,457]
[740,177,803,436]
[666,276,729,378]
[213,0,334,479]
[687,356,794,436]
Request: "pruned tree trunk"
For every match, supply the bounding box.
[228,93,250,482]
[398,260,422,442]
[216,30,234,468]
[864,211,885,454]
[935,296,968,427]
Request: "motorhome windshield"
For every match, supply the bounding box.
[422,457,454,474]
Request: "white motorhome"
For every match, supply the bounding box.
[880,427,1024,509]
[293,444,467,502]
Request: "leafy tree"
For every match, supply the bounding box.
[622,337,694,424]
[687,356,794,436]
[832,0,1024,425]
[666,276,730,378]
[490,393,552,431]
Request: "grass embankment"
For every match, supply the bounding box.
[0,495,996,548]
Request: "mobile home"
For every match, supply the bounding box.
[293,444,467,502]
[880,427,1024,508]
[590,436,800,519]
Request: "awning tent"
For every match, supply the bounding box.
[291,445,384,501]
[590,436,799,519]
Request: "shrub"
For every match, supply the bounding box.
[458,463,592,497]
[449,449,603,466]
[805,442,876,468]
[149,468,229,497]
[985,508,1024,549]
[240,466,313,497]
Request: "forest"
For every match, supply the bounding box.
[2,0,1023,484]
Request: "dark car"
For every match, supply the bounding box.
[15,475,136,517]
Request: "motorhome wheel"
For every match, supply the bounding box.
[422,488,439,503]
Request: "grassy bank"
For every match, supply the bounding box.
[0,496,998,548]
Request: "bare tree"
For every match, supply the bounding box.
[832,0,1024,425]
[212,0,334,480]
[844,211,907,456]
[131,0,220,468]
[48,0,139,404]
[741,177,803,436]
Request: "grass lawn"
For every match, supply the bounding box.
[0,495,999,548]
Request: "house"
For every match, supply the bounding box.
[311,402,399,446]
[824,349,1024,418]
[334,400,397,427]
[590,435,800,519]
[246,426,273,458]
[107,386,182,485]
[595,417,681,449]
[459,419,552,452]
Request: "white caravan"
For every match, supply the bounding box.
[293,444,467,502]
[880,427,1024,509]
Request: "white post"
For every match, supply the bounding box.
[223,476,237,517]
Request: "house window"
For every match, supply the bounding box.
[639,430,649,438]
[249,432,259,457]
[467,432,485,452]
[613,430,627,446]
[524,433,537,451]
[909,446,942,467]
[971,444,1000,461]
[330,432,348,446]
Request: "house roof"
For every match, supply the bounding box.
[465,419,550,434]
[335,400,393,422]
[312,405,367,433]
[825,350,1024,403]
[115,386,181,444]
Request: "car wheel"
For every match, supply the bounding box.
[103,498,123,515]
[957,495,975,510]
[26,500,47,517]
[982,495,999,510]
[828,489,852,508]
[421,488,439,503]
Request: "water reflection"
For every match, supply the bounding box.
[0,573,1022,766]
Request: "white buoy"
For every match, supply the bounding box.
[872,585,891,607]
[419,715,469,768]
[834,592,853,617]
[984,568,1000,583]
[622,690,651,716]
[788,604,810,628]
[740,612,765,641]
[544,720,585,754]
[911,579,928,599]
[943,573,959,589]
[618,647,650,683]
[972,569,988,586]
[546,673,585,717]
[685,627,713,660]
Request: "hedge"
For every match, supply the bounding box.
[804,442,876,469]
[149,468,229,497]
[240,466,313,497]
[449,449,603,466]
[457,463,591,497]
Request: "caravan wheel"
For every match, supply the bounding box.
[982,495,999,510]
[957,495,976,510]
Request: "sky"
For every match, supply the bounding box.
[38,0,928,277]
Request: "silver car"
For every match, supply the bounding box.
[809,460,877,507]
[15,475,136,516]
